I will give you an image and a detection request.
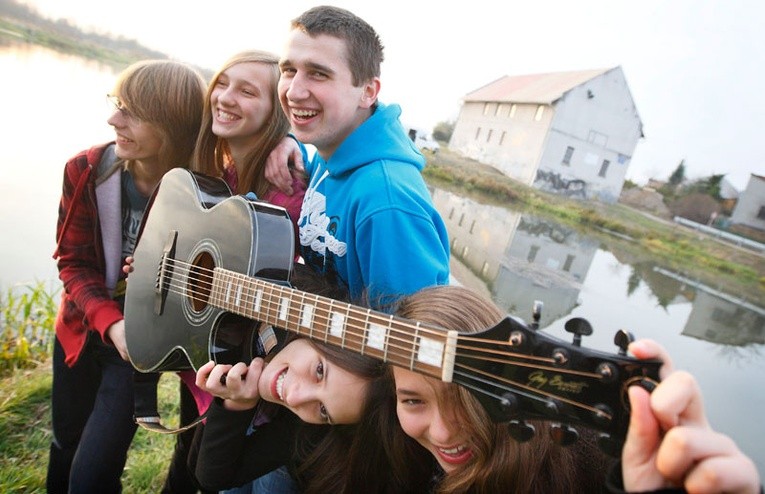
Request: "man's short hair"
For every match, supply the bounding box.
[291,5,384,86]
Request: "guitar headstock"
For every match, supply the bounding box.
[453,315,661,456]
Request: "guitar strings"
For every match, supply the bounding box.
[145,257,616,418]
[156,257,609,378]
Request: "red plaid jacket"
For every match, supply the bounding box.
[53,142,124,367]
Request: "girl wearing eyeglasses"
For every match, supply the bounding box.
[49,60,207,494]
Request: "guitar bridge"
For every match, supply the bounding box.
[154,230,178,315]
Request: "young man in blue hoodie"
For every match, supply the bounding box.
[213,7,452,493]
[276,5,450,304]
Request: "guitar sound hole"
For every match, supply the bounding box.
[188,251,216,311]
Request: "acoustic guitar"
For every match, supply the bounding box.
[124,168,661,453]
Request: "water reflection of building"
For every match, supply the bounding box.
[654,267,765,346]
[432,188,598,327]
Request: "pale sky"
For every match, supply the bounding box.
[20,0,765,190]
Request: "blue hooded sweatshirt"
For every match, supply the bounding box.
[298,102,450,304]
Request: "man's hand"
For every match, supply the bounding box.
[264,136,304,195]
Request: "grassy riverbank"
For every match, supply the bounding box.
[0,359,180,493]
[422,147,765,302]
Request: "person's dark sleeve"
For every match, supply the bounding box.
[194,399,299,491]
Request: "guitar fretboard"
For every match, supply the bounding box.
[209,267,457,381]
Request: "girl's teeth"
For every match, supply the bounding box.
[440,445,466,455]
[276,371,286,400]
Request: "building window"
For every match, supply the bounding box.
[758,206,765,220]
[486,129,493,143]
[462,245,470,258]
[598,159,610,177]
[481,261,489,276]
[499,131,506,146]
[469,220,476,234]
[475,127,481,140]
[496,104,504,116]
[527,245,539,262]
[458,213,465,227]
[534,105,545,121]
[562,254,574,272]
[509,104,517,118]
[483,102,498,116]
[448,208,455,220]
[562,146,574,165]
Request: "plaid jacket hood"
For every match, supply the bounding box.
[53,142,125,367]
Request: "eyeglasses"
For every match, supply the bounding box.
[106,94,141,124]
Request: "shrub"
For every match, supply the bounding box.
[1,282,60,376]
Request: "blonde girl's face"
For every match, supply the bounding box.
[257,338,368,425]
[210,61,275,146]
[392,367,474,473]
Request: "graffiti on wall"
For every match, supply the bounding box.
[534,169,588,198]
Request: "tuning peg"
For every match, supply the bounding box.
[613,330,634,356]
[508,420,536,442]
[550,424,579,446]
[499,392,520,415]
[597,434,623,458]
[564,317,593,347]
[530,300,543,330]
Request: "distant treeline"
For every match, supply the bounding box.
[0,0,210,77]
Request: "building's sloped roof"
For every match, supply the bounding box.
[463,67,614,104]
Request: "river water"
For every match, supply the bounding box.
[1,43,763,474]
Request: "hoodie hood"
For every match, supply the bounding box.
[323,102,425,177]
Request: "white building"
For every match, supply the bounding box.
[449,66,643,203]
[730,174,765,231]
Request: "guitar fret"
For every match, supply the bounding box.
[209,270,218,307]
[241,275,252,314]
[225,277,233,305]
[325,299,335,342]
[360,309,371,355]
[261,282,273,324]
[410,322,420,370]
[366,321,386,352]
[417,335,444,368]
[383,314,393,362]
[234,278,243,307]
[330,311,344,338]
[298,289,309,337]
[342,304,351,348]
[253,287,262,313]
[287,286,302,334]
[301,302,315,329]
[279,296,289,321]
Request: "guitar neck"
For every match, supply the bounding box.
[210,267,457,382]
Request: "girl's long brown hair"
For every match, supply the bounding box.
[386,285,612,494]
[191,50,290,197]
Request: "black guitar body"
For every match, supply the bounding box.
[124,168,295,372]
